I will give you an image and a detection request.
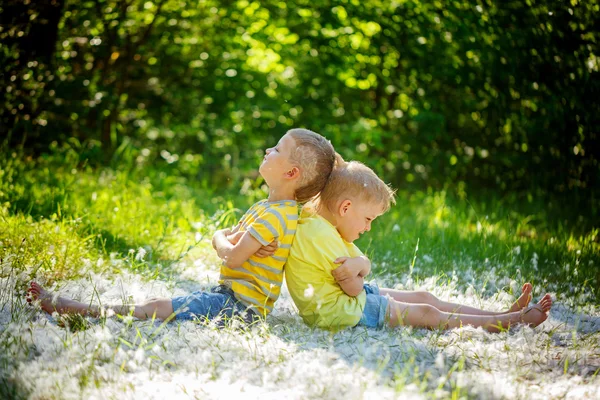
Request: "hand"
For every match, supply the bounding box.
[254,240,278,258]
[212,228,232,250]
[332,256,369,282]
[226,231,245,245]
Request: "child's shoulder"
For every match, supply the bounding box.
[298,213,338,239]
[247,199,298,229]
[251,199,298,211]
[267,199,298,210]
[248,199,268,209]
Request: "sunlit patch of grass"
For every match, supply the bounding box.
[0,145,598,398]
[57,313,91,333]
[362,189,599,302]
[0,146,237,271]
[0,206,101,284]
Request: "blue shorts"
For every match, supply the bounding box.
[356,283,389,329]
[171,285,258,325]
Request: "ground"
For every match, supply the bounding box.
[1,247,598,399]
[0,158,598,399]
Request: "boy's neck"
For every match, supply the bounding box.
[266,184,296,203]
[317,207,338,227]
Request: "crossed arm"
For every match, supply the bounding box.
[212,224,277,268]
[331,256,371,297]
[213,224,369,297]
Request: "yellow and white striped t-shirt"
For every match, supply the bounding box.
[219,199,298,317]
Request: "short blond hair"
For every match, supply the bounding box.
[318,158,396,213]
[287,128,336,203]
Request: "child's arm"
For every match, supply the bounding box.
[211,223,240,251]
[254,240,278,258]
[229,223,241,235]
[219,229,278,258]
[332,256,371,281]
[332,256,371,297]
[212,229,264,268]
[336,275,365,297]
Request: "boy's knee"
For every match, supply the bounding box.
[135,299,160,316]
[386,300,404,326]
[417,303,439,315]
[387,301,442,328]
[413,303,443,326]
[415,291,438,305]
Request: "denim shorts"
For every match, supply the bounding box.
[171,285,258,325]
[356,283,389,329]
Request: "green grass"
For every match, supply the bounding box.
[0,143,598,398]
[361,189,599,304]
[0,143,598,300]
[3,144,598,280]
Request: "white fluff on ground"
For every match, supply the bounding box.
[1,256,598,400]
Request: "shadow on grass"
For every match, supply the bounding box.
[267,310,442,382]
[0,374,29,400]
[84,225,200,283]
[549,303,600,335]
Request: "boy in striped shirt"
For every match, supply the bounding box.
[214,198,298,317]
[28,129,336,323]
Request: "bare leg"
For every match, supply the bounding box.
[387,294,552,332]
[380,282,534,316]
[27,282,174,321]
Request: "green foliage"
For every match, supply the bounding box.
[0,142,238,283]
[360,188,599,301]
[1,0,598,198]
[0,144,598,300]
[0,139,598,397]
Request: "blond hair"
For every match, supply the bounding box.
[318,157,396,213]
[287,128,336,203]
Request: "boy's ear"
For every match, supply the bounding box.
[285,166,300,180]
[338,199,352,216]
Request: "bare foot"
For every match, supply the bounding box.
[538,293,552,312]
[520,294,552,327]
[27,282,62,315]
[509,283,533,312]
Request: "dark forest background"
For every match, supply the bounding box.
[1,0,599,206]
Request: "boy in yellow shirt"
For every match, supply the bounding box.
[285,158,553,332]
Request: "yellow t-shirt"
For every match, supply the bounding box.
[219,199,298,317]
[285,211,367,330]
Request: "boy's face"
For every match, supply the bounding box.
[336,198,384,243]
[259,133,297,185]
